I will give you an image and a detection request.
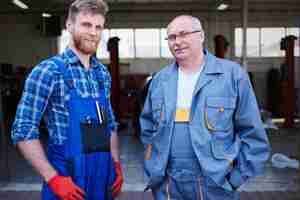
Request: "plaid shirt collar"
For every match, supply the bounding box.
[63,47,100,70]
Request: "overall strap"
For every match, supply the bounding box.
[94,67,108,105]
[51,56,75,90]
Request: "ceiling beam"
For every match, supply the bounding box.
[0,2,299,15]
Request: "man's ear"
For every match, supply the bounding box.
[66,19,73,32]
[200,31,205,43]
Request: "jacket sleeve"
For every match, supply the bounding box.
[139,81,157,147]
[229,71,271,189]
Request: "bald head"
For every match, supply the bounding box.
[167,15,205,43]
[166,15,205,65]
[167,15,203,34]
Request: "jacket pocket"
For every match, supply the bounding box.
[205,97,236,132]
[211,135,240,160]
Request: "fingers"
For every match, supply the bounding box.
[112,189,119,198]
[112,181,118,189]
[113,181,122,191]
[112,181,122,197]
[112,187,121,198]
[74,185,85,198]
[112,176,123,187]
[67,190,85,200]
[69,192,84,200]
[67,185,85,200]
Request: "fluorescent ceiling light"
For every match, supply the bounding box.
[42,13,52,18]
[12,0,29,10]
[217,3,229,10]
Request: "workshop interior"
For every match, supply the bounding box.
[0,0,300,199]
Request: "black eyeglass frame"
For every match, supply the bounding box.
[165,30,202,41]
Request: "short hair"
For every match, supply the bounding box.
[190,16,203,31]
[167,15,205,41]
[68,0,109,22]
[167,15,203,31]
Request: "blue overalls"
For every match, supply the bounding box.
[41,57,115,200]
[152,123,239,200]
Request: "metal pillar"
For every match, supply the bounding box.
[107,37,121,121]
[214,34,229,58]
[280,35,297,128]
[241,0,248,70]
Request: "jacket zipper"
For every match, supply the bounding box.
[166,176,171,200]
[197,177,204,200]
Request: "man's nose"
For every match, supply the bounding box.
[174,35,184,43]
[89,27,97,36]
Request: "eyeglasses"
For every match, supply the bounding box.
[165,30,202,42]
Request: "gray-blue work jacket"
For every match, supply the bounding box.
[140,51,270,191]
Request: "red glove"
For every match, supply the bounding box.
[112,161,123,197]
[48,175,85,200]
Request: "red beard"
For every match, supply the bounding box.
[73,33,100,55]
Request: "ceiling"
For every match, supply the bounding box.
[1,0,300,15]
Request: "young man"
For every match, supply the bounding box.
[140,15,270,200]
[11,0,123,199]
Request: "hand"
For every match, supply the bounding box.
[48,175,85,200]
[112,161,123,197]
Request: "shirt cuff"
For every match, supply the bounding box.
[11,127,40,145]
[109,121,119,133]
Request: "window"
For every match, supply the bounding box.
[261,28,285,57]
[235,28,259,57]
[234,28,242,57]
[235,27,299,57]
[58,29,70,54]
[96,29,110,59]
[160,29,173,58]
[110,29,134,58]
[135,29,160,58]
[58,28,177,58]
[247,28,260,57]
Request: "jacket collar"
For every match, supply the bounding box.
[161,50,222,111]
[202,50,223,75]
[163,49,223,78]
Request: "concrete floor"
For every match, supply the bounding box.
[0,122,300,197]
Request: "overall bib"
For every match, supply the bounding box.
[153,123,239,200]
[41,57,115,200]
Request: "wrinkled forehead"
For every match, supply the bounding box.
[167,17,193,34]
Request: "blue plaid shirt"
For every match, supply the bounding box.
[11,48,117,145]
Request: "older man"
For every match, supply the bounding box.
[140,15,270,200]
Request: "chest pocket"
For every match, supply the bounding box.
[205,97,236,132]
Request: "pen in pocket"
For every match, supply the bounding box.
[95,101,102,123]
